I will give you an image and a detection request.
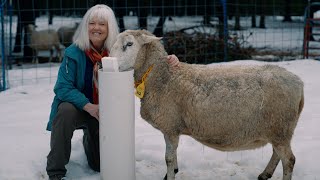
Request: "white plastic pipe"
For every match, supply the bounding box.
[98,57,135,180]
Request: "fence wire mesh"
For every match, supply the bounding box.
[0,0,314,91]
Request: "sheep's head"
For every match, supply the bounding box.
[110,30,161,71]
[26,24,36,33]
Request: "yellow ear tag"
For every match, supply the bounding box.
[135,81,145,98]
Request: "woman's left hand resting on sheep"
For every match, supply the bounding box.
[45,4,180,180]
[167,54,180,68]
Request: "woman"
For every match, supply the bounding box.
[46,4,179,180]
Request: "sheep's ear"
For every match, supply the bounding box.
[139,34,162,45]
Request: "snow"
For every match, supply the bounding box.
[0,59,319,180]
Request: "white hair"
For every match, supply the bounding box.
[73,4,119,51]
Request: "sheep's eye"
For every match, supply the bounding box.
[122,42,133,51]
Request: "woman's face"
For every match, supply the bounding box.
[88,16,108,50]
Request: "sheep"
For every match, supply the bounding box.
[109,29,304,180]
[57,22,79,48]
[27,24,62,63]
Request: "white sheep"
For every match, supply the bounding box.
[57,22,79,48]
[27,24,62,63]
[109,30,304,180]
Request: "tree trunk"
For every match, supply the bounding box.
[234,0,241,30]
[251,0,257,28]
[259,0,266,28]
[259,15,266,28]
[283,0,292,22]
[251,15,256,28]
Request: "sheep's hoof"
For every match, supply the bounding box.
[258,172,272,180]
[163,169,179,180]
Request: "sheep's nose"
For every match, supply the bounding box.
[122,45,127,51]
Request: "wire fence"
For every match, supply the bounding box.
[0,0,314,91]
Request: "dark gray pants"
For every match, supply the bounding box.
[46,102,100,177]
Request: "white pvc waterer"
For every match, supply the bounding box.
[98,57,135,180]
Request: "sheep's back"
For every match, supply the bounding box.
[57,27,76,47]
[159,63,303,150]
[30,30,60,50]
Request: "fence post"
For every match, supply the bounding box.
[0,0,7,91]
[220,0,228,62]
[8,0,12,69]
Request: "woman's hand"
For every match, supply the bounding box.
[83,103,99,120]
[167,54,180,68]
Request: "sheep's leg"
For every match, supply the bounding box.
[54,44,62,62]
[163,134,179,180]
[57,46,62,62]
[258,148,280,180]
[49,48,53,63]
[58,48,62,62]
[31,49,35,63]
[273,143,295,180]
[32,49,38,64]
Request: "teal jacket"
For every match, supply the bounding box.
[47,44,90,131]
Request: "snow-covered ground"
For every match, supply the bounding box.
[0,59,319,180]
